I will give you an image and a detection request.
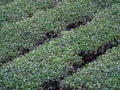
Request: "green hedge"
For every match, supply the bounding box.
[0,0,62,26]
[60,45,120,90]
[0,4,120,89]
[0,0,98,64]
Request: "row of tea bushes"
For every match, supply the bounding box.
[0,0,62,26]
[0,0,98,64]
[1,0,118,26]
[60,45,120,90]
[0,4,120,89]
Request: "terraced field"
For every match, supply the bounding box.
[0,0,120,90]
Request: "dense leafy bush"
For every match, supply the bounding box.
[0,0,14,5]
[0,0,98,64]
[60,45,120,90]
[91,0,120,8]
[0,0,61,26]
[0,4,120,89]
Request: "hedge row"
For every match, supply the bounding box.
[60,45,120,90]
[0,0,98,64]
[0,0,62,26]
[0,4,120,89]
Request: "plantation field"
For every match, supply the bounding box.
[0,0,120,90]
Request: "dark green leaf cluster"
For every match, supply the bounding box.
[0,0,61,26]
[0,0,14,5]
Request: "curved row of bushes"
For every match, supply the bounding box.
[0,4,120,89]
[0,0,62,26]
[0,0,98,64]
[60,45,120,90]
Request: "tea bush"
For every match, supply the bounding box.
[60,45,120,90]
[0,0,61,26]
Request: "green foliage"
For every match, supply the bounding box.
[0,0,98,64]
[0,0,14,5]
[91,0,120,8]
[60,45,120,90]
[0,0,61,26]
[0,4,120,89]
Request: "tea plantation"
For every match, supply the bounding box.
[0,0,120,90]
